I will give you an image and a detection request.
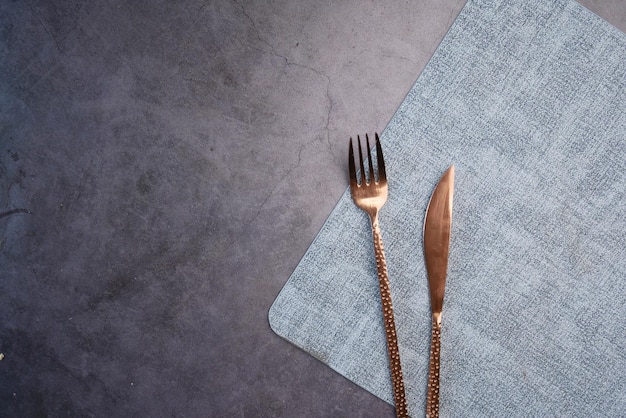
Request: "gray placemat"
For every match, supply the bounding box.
[269,0,626,416]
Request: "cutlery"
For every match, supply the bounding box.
[423,165,455,418]
[348,133,408,417]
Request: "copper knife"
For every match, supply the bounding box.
[423,165,454,418]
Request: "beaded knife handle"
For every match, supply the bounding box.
[426,315,442,418]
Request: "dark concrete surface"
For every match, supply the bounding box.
[1,1,624,416]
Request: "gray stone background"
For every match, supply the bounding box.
[0,1,624,416]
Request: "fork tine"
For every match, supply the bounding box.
[348,137,357,187]
[366,134,375,184]
[375,133,387,183]
[357,135,366,185]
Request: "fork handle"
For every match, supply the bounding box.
[371,217,408,418]
[426,315,442,418]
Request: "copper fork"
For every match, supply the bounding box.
[349,133,408,417]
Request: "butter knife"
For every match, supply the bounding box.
[423,165,454,418]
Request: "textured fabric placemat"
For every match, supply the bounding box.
[269,0,626,416]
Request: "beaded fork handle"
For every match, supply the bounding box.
[371,216,408,417]
[348,134,408,417]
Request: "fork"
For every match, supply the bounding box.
[349,133,408,418]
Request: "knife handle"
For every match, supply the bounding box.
[426,316,442,418]
[371,218,408,418]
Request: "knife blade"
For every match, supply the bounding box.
[423,165,454,418]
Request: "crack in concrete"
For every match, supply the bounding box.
[242,136,315,229]
[381,53,418,65]
[231,0,337,226]
[232,0,328,78]
[30,5,62,53]
[230,0,334,150]
[323,78,337,162]
[0,208,32,219]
